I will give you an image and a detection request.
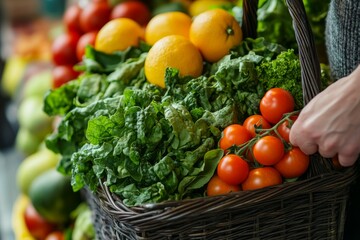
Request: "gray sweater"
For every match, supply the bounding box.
[326,0,360,80]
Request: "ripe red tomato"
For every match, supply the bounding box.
[63,4,83,34]
[79,2,111,33]
[260,88,295,124]
[52,33,79,66]
[274,147,310,179]
[111,1,151,26]
[219,124,251,151]
[242,167,282,191]
[76,31,97,61]
[52,65,80,89]
[45,231,65,240]
[277,115,298,142]
[207,175,240,196]
[24,203,55,240]
[243,114,272,138]
[217,154,249,185]
[253,136,284,165]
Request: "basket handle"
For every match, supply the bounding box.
[242,0,321,105]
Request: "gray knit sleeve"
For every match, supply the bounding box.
[325,0,360,80]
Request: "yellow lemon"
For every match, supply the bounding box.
[144,35,203,88]
[95,18,143,54]
[145,11,192,46]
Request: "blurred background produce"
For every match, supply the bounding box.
[256,0,329,63]
[0,0,330,239]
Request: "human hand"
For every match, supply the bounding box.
[290,65,360,167]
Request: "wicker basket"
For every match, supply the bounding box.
[84,0,359,239]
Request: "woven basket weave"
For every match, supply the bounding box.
[85,0,359,239]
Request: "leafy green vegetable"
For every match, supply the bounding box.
[256,49,303,108]
[44,39,305,206]
[76,43,150,74]
[71,203,95,240]
[257,0,330,62]
[257,0,297,51]
[43,80,79,116]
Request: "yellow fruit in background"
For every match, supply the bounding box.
[144,35,203,88]
[1,57,28,98]
[95,18,144,54]
[12,195,35,240]
[16,148,59,195]
[189,0,235,16]
[145,11,192,46]
[190,8,243,62]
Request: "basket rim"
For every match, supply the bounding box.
[90,163,357,225]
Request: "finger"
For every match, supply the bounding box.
[318,147,337,158]
[289,121,301,147]
[297,142,318,155]
[289,128,299,147]
[338,154,358,167]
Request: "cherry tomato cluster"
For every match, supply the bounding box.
[51,0,151,88]
[207,88,310,196]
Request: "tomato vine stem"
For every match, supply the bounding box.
[227,110,300,166]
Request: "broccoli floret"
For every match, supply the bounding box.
[256,49,303,109]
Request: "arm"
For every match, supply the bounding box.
[289,64,360,166]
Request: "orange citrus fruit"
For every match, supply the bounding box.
[145,11,192,46]
[189,9,243,62]
[144,35,203,88]
[95,18,143,54]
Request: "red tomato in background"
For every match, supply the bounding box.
[274,147,310,179]
[24,203,55,240]
[217,154,249,185]
[79,1,111,32]
[45,231,65,240]
[63,4,83,34]
[219,124,251,151]
[207,175,240,196]
[111,1,151,26]
[242,167,282,191]
[277,115,298,142]
[243,114,272,138]
[76,31,97,61]
[52,33,79,66]
[332,155,343,170]
[52,65,80,89]
[253,136,284,166]
[260,88,295,124]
